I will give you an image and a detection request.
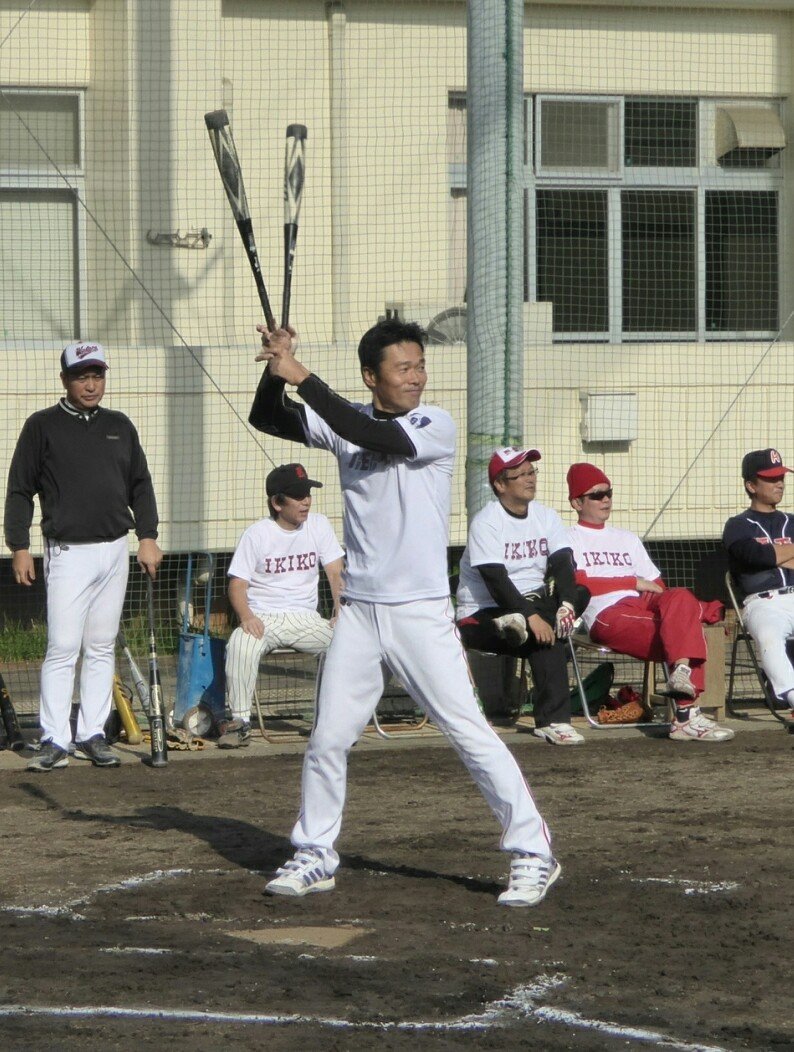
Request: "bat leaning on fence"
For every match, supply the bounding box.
[112,675,143,745]
[0,669,25,751]
[205,108,276,329]
[117,628,151,717]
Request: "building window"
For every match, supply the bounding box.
[537,98,621,175]
[0,90,83,341]
[706,191,778,332]
[537,190,608,334]
[622,190,696,334]
[624,99,697,168]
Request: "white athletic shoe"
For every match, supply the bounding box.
[264,850,336,897]
[498,854,562,907]
[532,722,585,746]
[493,612,529,646]
[669,709,735,743]
[664,664,697,698]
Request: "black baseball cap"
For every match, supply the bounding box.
[266,463,323,499]
[741,448,792,480]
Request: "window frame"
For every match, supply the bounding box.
[0,87,86,343]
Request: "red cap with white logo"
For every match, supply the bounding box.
[488,446,541,485]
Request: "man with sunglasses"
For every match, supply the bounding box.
[566,463,732,743]
[723,448,794,718]
[456,447,590,746]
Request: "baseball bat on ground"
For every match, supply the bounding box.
[117,628,151,718]
[204,109,276,329]
[281,124,307,327]
[145,577,168,768]
[0,670,25,751]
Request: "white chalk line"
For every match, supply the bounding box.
[629,877,740,896]
[0,974,731,1047]
[0,867,221,921]
[535,1007,729,1051]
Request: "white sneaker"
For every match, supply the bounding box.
[498,854,562,907]
[493,612,528,646]
[664,664,696,698]
[264,850,335,897]
[533,722,585,746]
[669,709,735,743]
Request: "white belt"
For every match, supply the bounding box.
[744,585,794,606]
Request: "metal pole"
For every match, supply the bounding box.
[466,0,524,520]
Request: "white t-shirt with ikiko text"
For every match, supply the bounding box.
[302,401,455,603]
[228,512,344,614]
[567,521,660,630]
[455,499,571,618]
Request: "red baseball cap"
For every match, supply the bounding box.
[488,446,541,485]
[567,462,611,500]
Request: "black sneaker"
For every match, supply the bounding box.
[75,734,121,767]
[217,720,251,749]
[27,742,69,772]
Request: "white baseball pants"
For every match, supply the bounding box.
[290,597,552,873]
[41,537,129,749]
[742,592,794,699]
[225,611,333,721]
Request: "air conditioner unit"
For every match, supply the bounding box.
[381,301,467,345]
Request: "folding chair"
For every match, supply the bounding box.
[567,627,671,731]
[724,571,790,725]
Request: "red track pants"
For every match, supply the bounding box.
[589,589,709,696]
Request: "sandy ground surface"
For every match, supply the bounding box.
[0,717,791,1051]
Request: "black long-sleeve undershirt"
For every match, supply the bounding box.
[476,547,578,618]
[249,368,415,457]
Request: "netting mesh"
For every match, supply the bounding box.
[1,0,792,719]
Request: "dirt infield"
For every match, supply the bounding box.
[0,723,791,1050]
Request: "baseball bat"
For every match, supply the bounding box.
[281,124,307,327]
[145,576,168,768]
[117,628,151,718]
[0,670,25,751]
[204,109,276,330]
[113,675,143,745]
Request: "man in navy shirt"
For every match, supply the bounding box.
[723,448,794,716]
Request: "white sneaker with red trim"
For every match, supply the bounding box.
[532,722,585,746]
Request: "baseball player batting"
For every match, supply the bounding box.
[249,317,559,907]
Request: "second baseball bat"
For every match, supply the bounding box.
[281,124,307,327]
[205,109,276,329]
[0,670,25,751]
[146,577,168,768]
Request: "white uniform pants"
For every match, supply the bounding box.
[742,592,794,699]
[41,537,129,749]
[225,611,333,721]
[290,597,552,873]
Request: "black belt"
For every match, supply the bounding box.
[746,585,794,603]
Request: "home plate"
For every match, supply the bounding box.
[226,926,374,949]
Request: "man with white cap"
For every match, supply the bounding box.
[566,462,732,742]
[723,448,794,718]
[4,341,162,771]
[456,446,589,745]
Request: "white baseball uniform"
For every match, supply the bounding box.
[289,401,552,874]
[225,512,344,722]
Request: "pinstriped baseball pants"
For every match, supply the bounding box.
[225,610,333,721]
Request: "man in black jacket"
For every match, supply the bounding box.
[5,341,162,771]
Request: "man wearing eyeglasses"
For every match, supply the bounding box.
[4,342,162,771]
[723,448,794,719]
[456,447,590,746]
[566,462,732,743]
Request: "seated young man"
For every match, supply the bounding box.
[222,463,344,747]
[456,447,589,746]
[566,462,732,743]
[723,448,794,719]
